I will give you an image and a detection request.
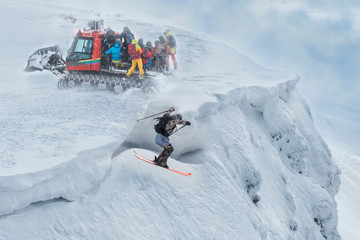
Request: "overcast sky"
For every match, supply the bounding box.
[149,0,360,107]
[39,0,360,108]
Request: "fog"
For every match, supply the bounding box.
[51,0,358,108]
[22,0,360,110]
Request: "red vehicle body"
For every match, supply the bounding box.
[66,30,103,72]
[66,20,114,73]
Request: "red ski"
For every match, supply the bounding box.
[133,149,191,176]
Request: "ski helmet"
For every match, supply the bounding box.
[138,38,144,47]
[124,26,130,33]
[146,41,153,48]
[159,35,165,43]
[171,114,182,120]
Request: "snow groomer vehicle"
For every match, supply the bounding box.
[25,20,150,92]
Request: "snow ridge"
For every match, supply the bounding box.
[0,77,341,239]
[160,77,340,239]
[0,142,116,216]
[122,76,341,239]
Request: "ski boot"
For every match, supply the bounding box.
[154,156,169,169]
[158,160,169,169]
[153,156,159,165]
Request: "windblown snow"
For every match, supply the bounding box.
[0,1,346,239]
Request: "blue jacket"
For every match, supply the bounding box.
[106,42,121,61]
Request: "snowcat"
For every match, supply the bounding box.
[24,20,150,92]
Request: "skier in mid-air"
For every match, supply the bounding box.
[154,107,191,168]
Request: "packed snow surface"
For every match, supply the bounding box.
[1,1,356,239]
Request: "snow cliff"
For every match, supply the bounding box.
[0,2,341,239]
[0,77,341,239]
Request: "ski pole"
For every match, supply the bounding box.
[136,108,174,122]
[171,125,187,135]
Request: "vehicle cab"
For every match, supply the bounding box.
[66,20,105,72]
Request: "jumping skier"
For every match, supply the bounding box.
[154,107,191,168]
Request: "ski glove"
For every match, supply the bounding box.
[185,121,191,126]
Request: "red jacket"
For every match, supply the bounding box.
[155,43,170,59]
[142,48,153,65]
[128,44,142,60]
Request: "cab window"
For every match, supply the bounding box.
[75,39,93,54]
[69,38,93,61]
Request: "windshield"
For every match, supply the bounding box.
[68,38,93,61]
[74,39,93,54]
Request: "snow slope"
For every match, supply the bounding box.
[0,1,345,239]
[311,101,360,240]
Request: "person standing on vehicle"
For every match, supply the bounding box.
[144,41,154,70]
[120,26,135,48]
[152,40,160,71]
[155,36,171,72]
[154,107,191,168]
[120,26,135,63]
[105,41,122,68]
[140,41,153,71]
[126,39,144,78]
[164,29,178,70]
[137,38,151,71]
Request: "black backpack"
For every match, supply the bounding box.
[143,48,149,59]
[168,35,176,48]
[154,115,172,137]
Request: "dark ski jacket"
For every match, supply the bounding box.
[120,30,135,47]
[158,112,187,137]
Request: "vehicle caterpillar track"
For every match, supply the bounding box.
[57,71,145,93]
